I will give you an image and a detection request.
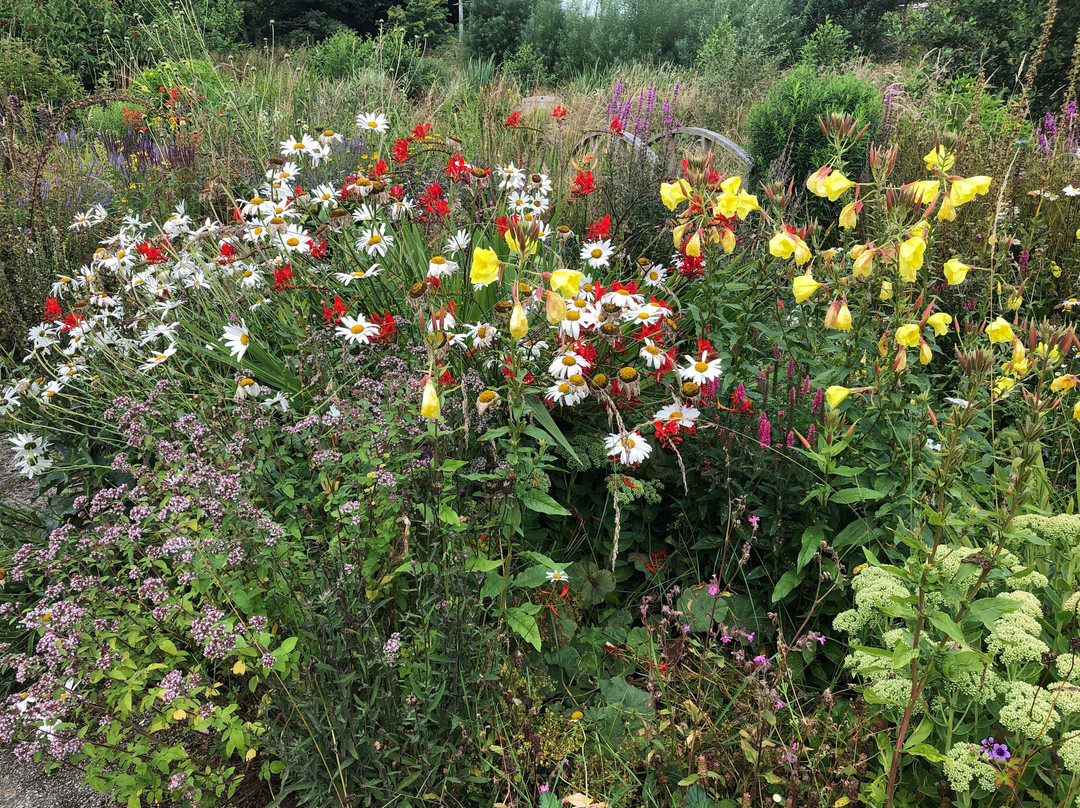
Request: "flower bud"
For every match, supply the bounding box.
[509,302,529,338]
[421,379,440,419]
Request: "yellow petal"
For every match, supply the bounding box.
[232,660,247,676]
[986,317,1014,345]
[825,386,851,408]
[421,380,441,418]
[549,269,582,298]
[509,303,529,338]
[660,180,689,211]
[793,270,820,304]
[470,247,500,286]
[943,258,970,285]
[896,324,921,347]
[770,231,795,259]
[926,312,952,336]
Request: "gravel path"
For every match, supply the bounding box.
[0,451,118,808]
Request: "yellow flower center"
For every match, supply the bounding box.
[616,289,628,296]
[286,237,300,247]
[561,356,577,367]
[117,251,126,259]
[637,312,649,320]
[668,411,682,421]
[627,438,636,448]
[644,346,659,355]
[566,311,580,321]
[251,197,264,205]
[649,271,659,280]
[369,234,382,245]
[432,256,446,265]
[367,121,378,128]
[243,269,253,278]
[294,142,305,149]
[591,249,603,259]
[694,361,708,372]
[477,326,488,338]
[574,299,588,308]
[478,390,497,403]
[240,378,254,386]
[156,354,166,361]
[350,324,363,334]
[239,333,249,346]
[323,130,335,137]
[559,382,570,394]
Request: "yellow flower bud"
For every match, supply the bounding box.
[1051,374,1077,393]
[836,300,852,331]
[421,380,440,419]
[685,231,702,258]
[721,228,736,254]
[919,340,932,365]
[839,201,859,230]
[936,194,956,221]
[673,222,689,249]
[509,302,529,338]
[879,280,893,300]
[545,290,566,323]
[1073,401,1080,421]
[898,236,925,282]
[852,247,874,279]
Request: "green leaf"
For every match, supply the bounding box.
[771,570,802,602]
[520,488,570,516]
[158,639,178,656]
[831,487,885,504]
[480,572,508,601]
[524,396,581,464]
[505,606,541,651]
[677,774,701,787]
[797,525,824,571]
[513,564,552,588]
[437,503,461,525]
[277,637,298,655]
[927,610,965,643]
[966,596,1023,629]
[905,743,948,763]
[465,557,504,573]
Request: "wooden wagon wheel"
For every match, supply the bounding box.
[648,126,753,176]
[568,130,660,169]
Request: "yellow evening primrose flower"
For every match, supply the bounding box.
[943,258,970,285]
[919,341,933,365]
[685,231,702,258]
[898,236,926,282]
[806,167,829,197]
[1035,342,1061,363]
[986,317,1014,344]
[907,180,940,204]
[721,227,737,253]
[509,303,529,338]
[825,385,851,408]
[721,175,742,194]
[550,269,583,298]
[794,239,812,266]
[879,280,893,300]
[896,324,921,347]
[660,180,689,211]
[770,231,797,260]
[836,301,852,331]
[470,247,500,286]
[673,222,689,249]
[851,245,874,278]
[839,201,859,230]
[927,312,952,336]
[822,171,855,201]
[994,376,1016,397]
[793,270,821,303]
[421,380,441,419]
[1007,292,1023,310]
[1074,400,1080,421]
[949,176,992,207]
[1051,374,1077,393]
[924,145,955,173]
[936,194,956,221]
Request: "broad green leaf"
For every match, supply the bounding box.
[524,396,581,464]
[797,525,824,571]
[465,557,504,573]
[505,606,541,651]
[521,488,570,516]
[771,570,802,602]
[831,487,885,505]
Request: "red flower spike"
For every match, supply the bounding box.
[609,116,623,134]
[391,138,410,163]
[505,111,522,128]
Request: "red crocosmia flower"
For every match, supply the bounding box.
[426,182,444,199]
[136,242,168,264]
[323,296,348,327]
[730,383,753,414]
[572,170,596,197]
[42,298,62,323]
[232,206,243,221]
[371,311,396,342]
[677,251,705,280]
[552,105,568,120]
[633,321,663,344]
[505,111,522,129]
[446,153,469,182]
[586,214,612,241]
[217,242,237,264]
[391,138,410,162]
[609,116,623,134]
[438,367,457,386]
[410,122,432,140]
[572,340,597,365]
[60,312,82,333]
[307,238,328,258]
[609,279,639,296]
[494,215,513,235]
[371,159,388,178]
[697,336,715,355]
[389,184,405,200]
[272,264,294,291]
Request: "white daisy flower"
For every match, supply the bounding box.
[654,402,700,428]
[335,265,382,285]
[238,266,264,289]
[678,351,722,385]
[605,431,652,465]
[601,285,643,309]
[549,350,591,379]
[40,380,64,403]
[508,190,530,215]
[234,377,262,401]
[390,197,415,221]
[558,307,594,340]
[352,203,379,223]
[275,226,311,254]
[337,315,379,345]
[311,184,338,207]
[496,162,527,190]
[545,380,586,407]
[627,303,665,326]
[139,345,177,372]
[529,173,554,195]
[446,229,471,254]
[357,224,393,257]
[357,112,389,134]
[545,569,569,583]
[1064,185,1080,197]
[280,134,319,158]
[581,240,613,269]
[642,263,668,287]
[266,161,301,182]
[426,256,458,278]
[318,128,344,146]
[262,391,291,412]
[639,341,668,370]
[222,321,251,361]
[469,322,498,350]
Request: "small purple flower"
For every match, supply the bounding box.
[749,515,760,528]
[981,737,1011,763]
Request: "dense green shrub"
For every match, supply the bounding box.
[695,0,806,90]
[798,18,857,70]
[306,28,373,80]
[385,0,453,45]
[0,37,80,108]
[800,0,901,56]
[746,64,882,183]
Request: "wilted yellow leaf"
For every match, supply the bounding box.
[232,660,247,676]
[172,709,187,721]
[245,748,257,762]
